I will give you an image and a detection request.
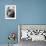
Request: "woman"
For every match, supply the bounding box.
[7,7,15,18]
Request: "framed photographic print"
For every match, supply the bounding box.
[18,24,46,42]
[5,5,16,19]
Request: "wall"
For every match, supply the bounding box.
[0,0,46,44]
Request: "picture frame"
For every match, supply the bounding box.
[5,5,16,19]
[18,24,46,42]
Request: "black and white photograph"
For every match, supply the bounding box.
[5,5,16,19]
[18,25,46,46]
